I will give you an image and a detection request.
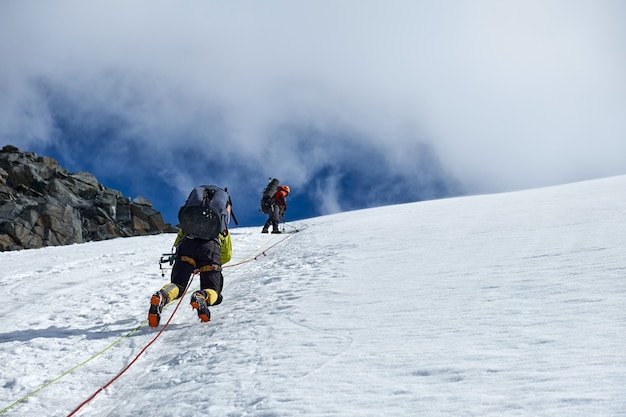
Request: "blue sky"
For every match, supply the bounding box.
[1,1,625,227]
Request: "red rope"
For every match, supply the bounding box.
[66,274,196,417]
[66,231,296,416]
[226,233,293,267]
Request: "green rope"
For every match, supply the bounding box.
[1,231,298,415]
[0,322,145,414]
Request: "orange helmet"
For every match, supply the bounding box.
[280,185,290,194]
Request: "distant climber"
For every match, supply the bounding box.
[260,180,290,234]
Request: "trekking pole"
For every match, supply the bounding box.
[284,222,299,232]
[279,208,286,232]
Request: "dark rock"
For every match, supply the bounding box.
[0,145,177,251]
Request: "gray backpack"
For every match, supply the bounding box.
[260,178,280,214]
[178,185,230,240]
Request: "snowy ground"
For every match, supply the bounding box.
[1,176,625,417]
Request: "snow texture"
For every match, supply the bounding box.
[1,176,625,416]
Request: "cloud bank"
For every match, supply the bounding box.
[1,0,624,225]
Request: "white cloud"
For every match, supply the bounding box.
[1,0,624,202]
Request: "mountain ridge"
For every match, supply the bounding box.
[0,145,176,251]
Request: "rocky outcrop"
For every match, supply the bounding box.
[0,145,177,251]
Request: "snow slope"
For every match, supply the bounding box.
[1,176,625,417]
